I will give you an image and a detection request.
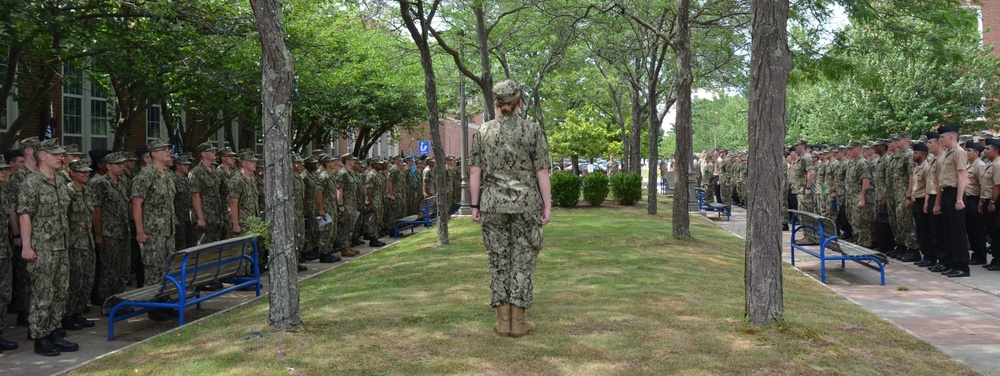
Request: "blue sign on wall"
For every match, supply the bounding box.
[418,140,430,155]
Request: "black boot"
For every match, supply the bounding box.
[0,335,17,351]
[49,331,79,352]
[61,316,83,331]
[297,264,308,272]
[369,239,386,247]
[351,237,364,247]
[34,337,60,356]
[148,309,171,322]
[73,313,96,328]
[303,251,319,261]
[319,254,341,263]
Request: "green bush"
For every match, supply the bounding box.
[551,171,581,207]
[610,173,642,206]
[583,172,610,206]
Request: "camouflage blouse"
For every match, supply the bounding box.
[228,172,260,226]
[67,183,95,249]
[132,165,177,237]
[469,114,551,214]
[91,174,131,239]
[17,171,71,251]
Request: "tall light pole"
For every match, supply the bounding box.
[711,121,718,149]
[458,46,472,216]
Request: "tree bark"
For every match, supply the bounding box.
[474,2,496,122]
[250,0,302,330]
[745,0,791,326]
[671,0,693,239]
[400,0,449,245]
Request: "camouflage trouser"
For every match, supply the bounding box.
[196,219,227,245]
[66,246,95,316]
[141,235,174,286]
[849,200,876,248]
[0,256,10,331]
[799,192,816,214]
[339,206,359,247]
[28,249,69,339]
[781,186,789,225]
[319,213,338,255]
[482,212,543,309]
[176,220,196,251]
[366,203,384,238]
[702,182,715,203]
[97,237,131,302]
[721,182,732,207]
[893,195,920,249]
[11,256,30,313]
[304,209,318,254]
[294,211,304,260]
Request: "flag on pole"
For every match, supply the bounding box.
[41,102,55,141]
[172,127,184,156]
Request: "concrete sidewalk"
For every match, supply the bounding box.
[706,207,1000,376]
[0,225,431,376]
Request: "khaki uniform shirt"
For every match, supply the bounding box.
[938,146,968,188]
[927,154,941,195]
[966,158,986,197]
[912,159,930,198]
[981,159,996,201]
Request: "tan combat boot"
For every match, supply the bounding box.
[509,305,535,338]
[341,247,360,257]
[493,304,511,337]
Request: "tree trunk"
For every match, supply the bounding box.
[646,88,659,215]
[250,0,302,330]
[400,0,449,245]
[671,0,693,239]
[474,2,495,122]
[745,0,791,326]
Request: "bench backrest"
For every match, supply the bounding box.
[788,209,838,243]
[157,235,259,297]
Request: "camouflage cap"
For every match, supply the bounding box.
[304,156,317,164]
[340,153,357,162]
[104,152,127,164]
[219,147,237,157]
[390,155,402,162]
[872,139,886,147]
[959,134,973,143]
[38,138,66,154]
[64,144,85,156]
[979,131,995,139]
[147,138,172,151]
[0,155,9,169]
[918,135,928,142]
[68,159,92,172]
[426,158,436,164]
[445,155,457,161]
[319,154,332,163]
[370,157,385,165]
[197,142,218,153]
[17,136,40,150]
[847,141,864,148]
[176,154,194,165]
[293,152,305,162]
[492,79,522,105]
[237,149,258,162]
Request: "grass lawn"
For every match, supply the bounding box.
[73,198,974,375]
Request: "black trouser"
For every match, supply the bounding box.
[941,187,970,273]
[965,195,988,264]
[913,197,936,262]
[789,192,799,211]
[984,199,1000,265]
[928,195,946,264]
[713,176,722,203]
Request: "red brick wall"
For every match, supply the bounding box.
[980,1,1000,56]
[396,113,482,158]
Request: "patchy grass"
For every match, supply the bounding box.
[72,198,974,376]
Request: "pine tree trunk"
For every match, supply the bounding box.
[745,0,791,326]
[671,0,693,239]
[250,0,302,330]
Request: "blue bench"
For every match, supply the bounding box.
[788,209,888,285]
[393,196,438,238]
[104,235,261,340]
[696,188,730,221]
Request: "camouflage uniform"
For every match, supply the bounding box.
[0,158,11,333]
[217,164,237,239]
[302,168,320,255]
[846,154,875,247]
[387,162,407,227]
[364,163,387,238]
[890,148,919,250]
[470,108,551,309]
[700,158,715,202]
[91,162,132,302]
[131,164,177,286]
[189,162,226,244]
[66,170,96,318]
[18,169,72,340]
[173,167,195,251]
[317,167,340,254]
[792,150,814,213]
[338,163,362,248]
[719,156,732,207]
[423,164,436,198]
[412,164,424,215]
[7,166,32,314]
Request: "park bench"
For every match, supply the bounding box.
[696,188,730,221]
[104,235,261,340]
[393,196,438,238]
[788,209,888,285]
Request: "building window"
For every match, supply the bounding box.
[61,63,111,152]
[147,105,162,141]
